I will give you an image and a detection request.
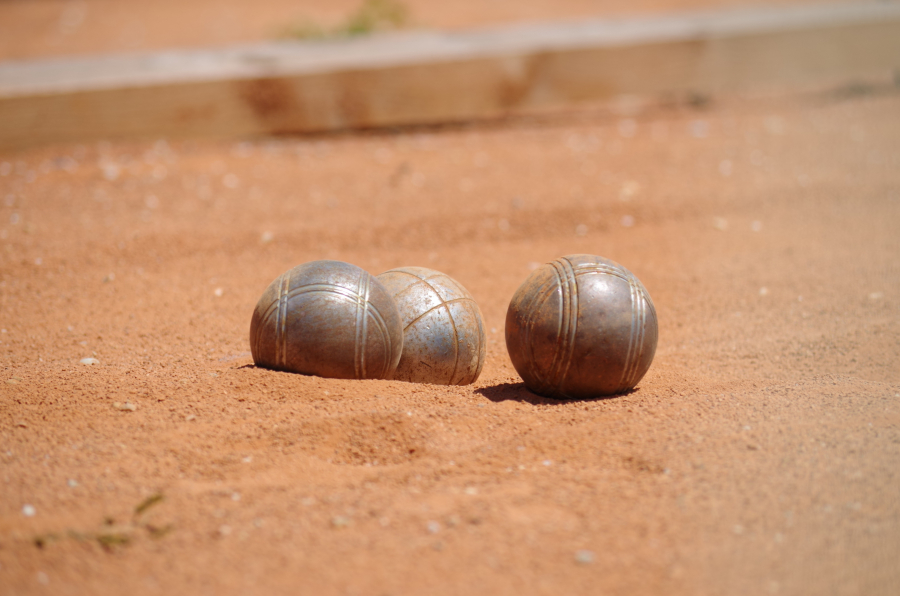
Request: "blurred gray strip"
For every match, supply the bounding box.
[2,1,899,97]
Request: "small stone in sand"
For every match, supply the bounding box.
[22,504,36,517]
[80,357,99,365]
[575,549,595,564]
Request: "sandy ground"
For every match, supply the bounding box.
[0,0,825,61]
[1,80,899,594]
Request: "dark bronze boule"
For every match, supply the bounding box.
[505,254,658,399]
[250,260,403,380]
[376,266,486,385]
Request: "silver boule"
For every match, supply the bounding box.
[250,260,403,380]
[505,254,658,399]
[376,266,486,385]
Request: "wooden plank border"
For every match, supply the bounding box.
[1,1,899,149]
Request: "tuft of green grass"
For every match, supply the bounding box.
[96,532,131,551]
[146,523,175,539]
[282,0,409,41]
[32,493,173,552]
[134,493,165,517]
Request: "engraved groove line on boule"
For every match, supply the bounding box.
[261,282,394,378]
[399,297,472,332]
[619,277,644,391]
[272,273,284,367]
[277,271,291,368]
[405,275,461,384]
[354,269,371,379]
[554,257,580,398]
[545,261,566,394]
[444,301,461,385]
[572,263,630,283]
[617,277,638,390]
[633,284,647,388]
[544,258,577,398]
[522,277,560,392]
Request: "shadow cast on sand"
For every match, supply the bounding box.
[475,382,632,406]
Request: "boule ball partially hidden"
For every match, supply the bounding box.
[505,254,658,399]
[250,260,403,380]
[376,267,486,385]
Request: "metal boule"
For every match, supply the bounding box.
[250,260,403,380]
[505,254,658,399]
[376,266,486,385]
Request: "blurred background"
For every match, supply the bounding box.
[0,0,825,61]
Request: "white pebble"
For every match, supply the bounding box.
[22,504,36,517]
[575,549,595,564]
[67,479,78,487]
[80,357,99,365]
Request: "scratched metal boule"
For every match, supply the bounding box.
[505,254,658,399]
[250,260,403,380]
[376,266,486,385]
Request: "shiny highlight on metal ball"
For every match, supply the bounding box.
[376,266,486,385]
[505,254,658,399]
[250,260,403,380]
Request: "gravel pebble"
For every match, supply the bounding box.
[80,357,100,365]
[575,549,595,565]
